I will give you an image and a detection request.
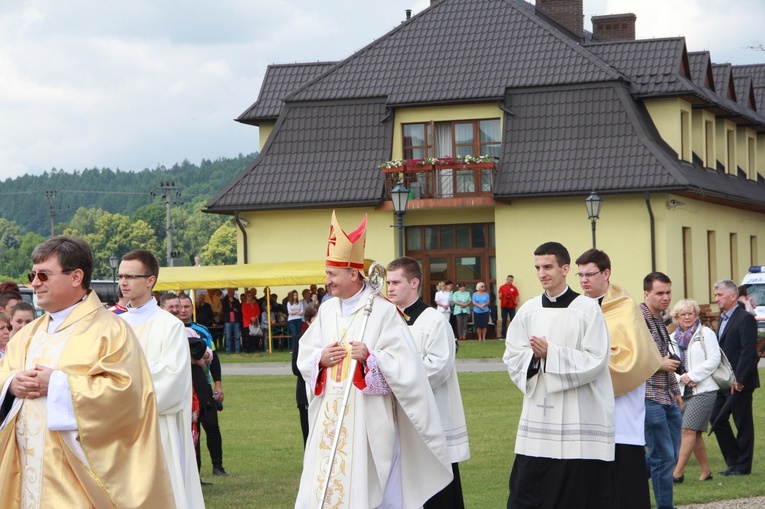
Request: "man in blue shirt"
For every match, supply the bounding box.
[179,294,228,478]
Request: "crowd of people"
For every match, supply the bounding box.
[0,224,759,508]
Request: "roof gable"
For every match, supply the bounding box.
[733,74,757,110]
[237,62,337,124]
[734,64,765,112]
[712,63,737,101]
[687,51,716,92]
[286,0,621,105]
[584,38,696,96]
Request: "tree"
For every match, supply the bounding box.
[63,207,108,237]
[200,221,237,265]
[83,212,160,279]
[132,203,167,241]
[175,198,227,264]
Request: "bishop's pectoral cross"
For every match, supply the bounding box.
[536,398,554,417]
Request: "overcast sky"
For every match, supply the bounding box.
[1,0,763,180]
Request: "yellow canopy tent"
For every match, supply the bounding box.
[154,260,331,291]
[154,259,375,353]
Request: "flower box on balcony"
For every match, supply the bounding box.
[381,164,434,174]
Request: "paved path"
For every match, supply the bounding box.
[221,357,506,376]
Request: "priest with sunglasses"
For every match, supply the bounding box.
[0,236,174,508]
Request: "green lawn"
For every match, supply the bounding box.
[216,338,508,364]
[200,368,765,508]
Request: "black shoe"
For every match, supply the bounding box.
[213,466,228,477]
[720,467,745,476]
[200,479,214,486]
[699,473,714,481]
[673,475,684,484]
[719,467,735,475]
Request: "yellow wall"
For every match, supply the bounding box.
[758,134,765,181]
[391,103,504,159]
[235,204,499,296]
[736,127,757,179]
[493,195,655,305]
[661,195,765,303]
[233,194,765,309]
[258,122,275,150]
[691,110,716,168]
[715,118,737,174]
[644,98,692,161]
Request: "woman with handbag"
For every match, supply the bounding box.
[670,299,720,483]
[241,290,261,352]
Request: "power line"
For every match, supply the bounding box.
[0,189,146,197]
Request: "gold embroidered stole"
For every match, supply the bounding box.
[17,326,73,508]
[311,317,358,508]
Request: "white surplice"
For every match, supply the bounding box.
[122,298,205,509]
[503,292,615,461]
[296,285,452,509]
[408,306,470,463]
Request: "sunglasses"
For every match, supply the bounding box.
[27,270,73,283]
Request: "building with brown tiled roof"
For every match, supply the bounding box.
[207,0,765,308]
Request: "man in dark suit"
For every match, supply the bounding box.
[710,279,759,476]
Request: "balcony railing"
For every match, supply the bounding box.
[382,161,497,200]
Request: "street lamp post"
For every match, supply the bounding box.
[390,182,410,258]
[109,254,119,303]
[584,191,603,248]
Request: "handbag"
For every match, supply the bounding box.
[698,330,736,390]
[249,319,263,337]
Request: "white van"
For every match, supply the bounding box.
[741,267,765,330]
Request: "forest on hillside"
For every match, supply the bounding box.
[0,153,257,282]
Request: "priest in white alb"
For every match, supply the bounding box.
[0,236,175,508]
[386,256,470,509]
[296,211,452,509]
[504,241,615,509]
[119,249,205,509]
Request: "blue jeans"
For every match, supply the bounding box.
[645,399,682,509]
[224,322,241,353]
[288,319,303,350]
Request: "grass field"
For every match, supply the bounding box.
[216,338,507,364]
[199,364,765,508]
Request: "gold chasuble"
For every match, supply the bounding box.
[602,283,663,396]
[0,291,174,508]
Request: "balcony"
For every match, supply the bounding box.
[381,157,497,200]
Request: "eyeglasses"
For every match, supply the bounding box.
[117,274,153,280]
[575,270,603,279]
[27,270,72,283]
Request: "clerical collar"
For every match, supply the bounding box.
[588,290,607,308]
[47,293,88,333]
[542,286,579,308]
[127,296,159,314]
[403,298,429,326]
[340,282,367,318]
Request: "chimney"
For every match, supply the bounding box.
[535,0,583,38]
[591,13,637,42]
[406,9,412,20]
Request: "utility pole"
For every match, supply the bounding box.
[151,181,181,266]
[45,190,58,237]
